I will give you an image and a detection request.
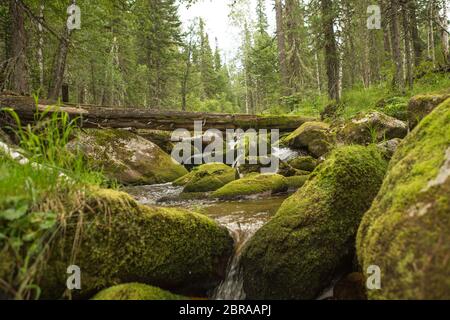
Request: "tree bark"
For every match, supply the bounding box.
[0,95,315,132]
[47,26,70,100]
[401,1,413,89]
[390,0,405,93]
[275,0,290,96]
[321,0,340,101]
[408,0,423,67]
[441,0,449,63]
[9,0,29,95]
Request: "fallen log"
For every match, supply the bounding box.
[0,96,315,132]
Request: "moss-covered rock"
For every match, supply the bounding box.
[211,173,288,199]
[178,163,237,193]
[136,129,175,154]
[39,188,234,299]
[282,122,333,158]
[241,145,388,300]
[376,96,409,121]
[376,138,402,160]
[238,156,277,176]
[68,129,188,185]
[285,175,309,190]
[338,111,408,145]
[288,156,318,172]
[407,93,450,129]
[92,283,186,300]
[333,273,367,300]
[357,98,450,300]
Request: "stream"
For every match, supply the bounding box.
[125,183,287,300]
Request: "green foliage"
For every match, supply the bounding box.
[92,283,186,300]
[241,145,388,300]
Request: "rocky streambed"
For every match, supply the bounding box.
[125,183,287,300]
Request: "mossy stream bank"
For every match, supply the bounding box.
[125,183,288,300]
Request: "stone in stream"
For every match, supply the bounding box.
[136,129,175,154]
[281,121,334,158]
[357,98,450,299]
[287,156,318,172]
[174,163,238,193]
[19,188,234,299]
[337,111,408,145]
[240,145,388,300]
[68,128,188,185]
[92,283,186,300]
[211,173,289,200]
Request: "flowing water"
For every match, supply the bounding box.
[125,183,287,300]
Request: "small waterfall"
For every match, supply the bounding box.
[211,215,269,300]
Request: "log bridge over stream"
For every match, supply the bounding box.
[0,95,314,132]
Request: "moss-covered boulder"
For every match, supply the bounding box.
[285,175,309,190]
[241,145,388,299]
[211,173,288,199]
[282,122,333,158]
[92,283,186,300]
[376,138,402,160]
[69,129,188,185]
[375,96,409,121]
[333,273,367,300]
[176,163,237,193]
[357,98,450,300]
[39,188,234,299]
[288,156,318,172]
[407,93,450,129]
[136,129,175,154]
[338,111,408,145]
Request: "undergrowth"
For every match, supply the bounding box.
[0,97,110,300]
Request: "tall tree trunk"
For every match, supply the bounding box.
[275,0,289,96]
[9,0,29,95]
[428,2,436,66]
[441,0,449,63]
[401,1,413,89]
[285,0,302,94]
[381,0,392,59]
[390,0,405,93]
[321,0,340,101]
[314,52,321,94]
[47,26,70,100]
[408,0,423,67]
[38,2,44,93]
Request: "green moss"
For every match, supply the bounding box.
[338,111,408,145]
[241,145,388,299]
[281,122,333,158]
[180,163,237,193]
[39,188,234,299]
[285,175,309,190]
[92,283,186,300]
[211,173,288,199]
[407,93,450,129]
[357,98,450,300]
[70,129,188,185]
[136,130,175,154]
[288,156,318,172]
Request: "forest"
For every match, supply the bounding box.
[1,0,448,115]
[0,0,449,302]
